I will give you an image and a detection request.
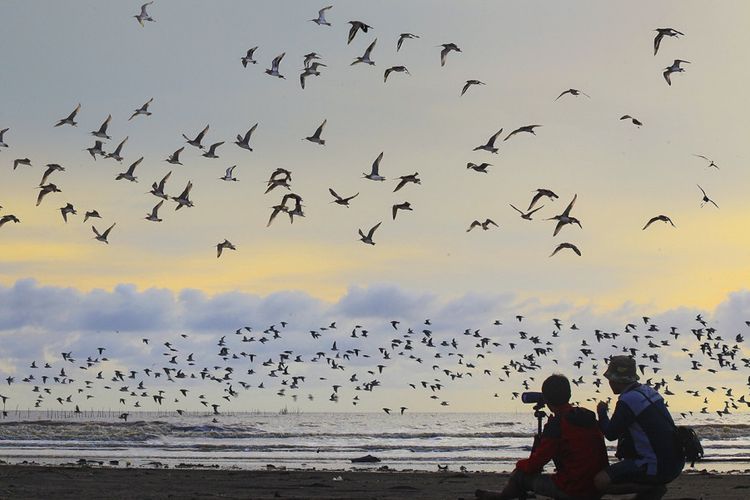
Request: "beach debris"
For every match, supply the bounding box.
[351,454,380,463]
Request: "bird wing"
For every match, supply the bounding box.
[562,194,577,217]
[68,103,81,120]
[367,222,382,239]
[553,220,565,237]
[347,23,358,44]
[314,120,326,137]
[364,39,377,58]
[653,32,664,55]
[371,152,383,175]
[328,188,342,201]
[440,47,448,67]
[527,205,545,216]
[151,200,163,217]
[195,125,209,142]
[158,171,172,190]
[642,217,658,230]
[509,204,524,215]
[663,69,672,85]
[487,129,503,147]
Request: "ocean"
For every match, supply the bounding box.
[0,412,748,473]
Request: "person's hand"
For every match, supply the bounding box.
[597,401,608,415]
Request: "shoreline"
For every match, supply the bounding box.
[1,465,749,499]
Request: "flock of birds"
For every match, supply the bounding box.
[0,313,748,420]
[0,3,724,260]
[0,3,745,419]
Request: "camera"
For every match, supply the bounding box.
[521,392,545,405]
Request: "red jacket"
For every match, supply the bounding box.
[516,404,608,499]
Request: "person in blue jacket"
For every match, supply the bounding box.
[595,355,684,500]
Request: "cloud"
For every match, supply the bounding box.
[0,279,748,413]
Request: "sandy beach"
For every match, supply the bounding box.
[0,465,748,499]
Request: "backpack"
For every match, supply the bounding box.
[675,425,704,467]
[635,387,704,467]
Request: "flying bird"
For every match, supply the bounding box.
[106,136,129,161]
[466,162,491,173]
[358,222,382,245]
[663,60,689,86]
[36,184,61,206]
[548,194,581,236]
[363,152,386,181]
[352,39,377,66]
[697,185,718,208]
[392,201,412,220]
[394,173,420,192]
[329,188,358,207]
[59,203,77,223]
[0,128,9,148]
[235,124,258,151]
[620,115,643,127]
[145,201,163,222]
[439,43,461,67]
[172,181,194,210]
[300,62,326,89]
[467,219,498,232]
[347,21,372,44]
[115,157,143,182]
[13,158,31,170]
[397,33,419,51]
[510,204,544,220]
[0,215,20,227]
[643,215,676,230]
[550,242,581,257]
[694,154,719,170]
[92,223,116,244]
[473,129,503,154]
[85,140,106,160]
[505,125,541,141]
[216,239,237,258]
[310,6,332,26]
[461,80,485,96]
[91,114,112,140]
[653,28,684,56]
[384,65,409,82]
[54,103,81,127]
[83,210,101,223]
[183,125,209,149]
[265,52,286,78]
[220,165,238,182]
[129,98,153,120]
[134,2,155,27]
[305,120,327,145]
[165,147,184,165]
[241,47,258,67]
[556,88,590,100]
[528,189,558,211]
[202,141,224,159]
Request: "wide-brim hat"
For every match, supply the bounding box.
[604,355,639,383]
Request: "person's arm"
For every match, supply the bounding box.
[515,416,561,473]
[598,400,634,441]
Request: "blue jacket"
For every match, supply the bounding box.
[598,383,683,478]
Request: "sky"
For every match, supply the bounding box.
[0,1,748,413]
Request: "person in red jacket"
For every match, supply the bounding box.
[476,374,609,500]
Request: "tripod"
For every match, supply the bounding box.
[531,402,546,451]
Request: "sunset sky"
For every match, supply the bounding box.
[0,1,748,412]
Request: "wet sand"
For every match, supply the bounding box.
[0,465,748,499]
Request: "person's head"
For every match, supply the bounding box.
[603,355,638,394]
[542,374,571,410]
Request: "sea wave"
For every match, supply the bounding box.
[0,420,533,442]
